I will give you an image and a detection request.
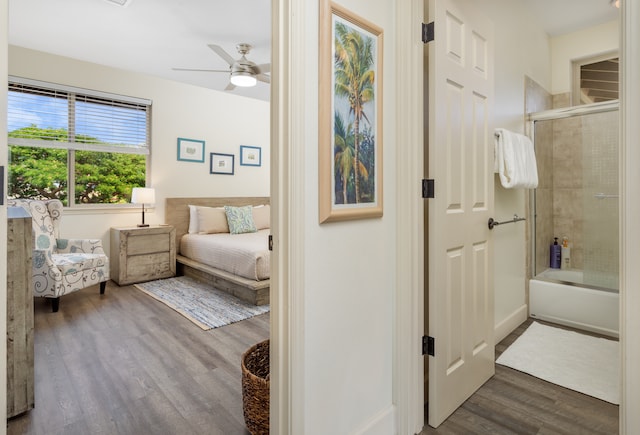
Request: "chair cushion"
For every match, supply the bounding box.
[52,253,108,276]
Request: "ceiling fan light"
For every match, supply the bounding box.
[230,72,257,87]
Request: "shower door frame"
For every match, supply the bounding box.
[527,99,620,285]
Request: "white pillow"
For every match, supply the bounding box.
[188,205,198,234]
[197,206,230,234]
[252,204,270,230]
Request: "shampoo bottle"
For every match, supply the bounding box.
[561,236,571,269]
[550,237,561,269]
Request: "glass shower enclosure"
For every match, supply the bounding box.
[530,101,619,292]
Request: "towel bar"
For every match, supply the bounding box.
[488,214,526,230]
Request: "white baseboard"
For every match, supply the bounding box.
[352,405,395,435]
[494,304,528,344]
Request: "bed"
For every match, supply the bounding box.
[165,197,270,305]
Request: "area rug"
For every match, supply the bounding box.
[134,276,269,331]
[496,321,619,404]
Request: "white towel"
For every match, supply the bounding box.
[494,128,539,189]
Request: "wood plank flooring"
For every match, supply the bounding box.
[7,281,269,435]
[420,318,619,434]
[7,284,619,435]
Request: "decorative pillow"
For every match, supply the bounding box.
[224,205,257,235]
[252,204,270,230]
[197,206,230,234]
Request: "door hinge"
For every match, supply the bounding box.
[268,234,273,251]
[423,336,435,356]
[422,179,435,199]
[422,22,435,43]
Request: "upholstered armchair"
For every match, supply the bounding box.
[8,199,109,312]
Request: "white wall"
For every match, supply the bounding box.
[480,1,551,340]
[551,20,619,95]
[300,0,396,433]
[8,46,270,252]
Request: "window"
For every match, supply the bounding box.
[7,77,151,207]
[572,53,619,106]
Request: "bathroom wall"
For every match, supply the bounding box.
[482,0,551,342]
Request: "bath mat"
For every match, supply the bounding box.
[496,321,619,404]
[134,276,269,330]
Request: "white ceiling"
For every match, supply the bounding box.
[9,0,272,101]
[8,0,619,103]
[523,0,618,36]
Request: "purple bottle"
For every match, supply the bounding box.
[550,237,561,269]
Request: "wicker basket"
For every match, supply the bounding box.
[241,339,270,435]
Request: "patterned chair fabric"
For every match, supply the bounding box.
[7,199,109,312]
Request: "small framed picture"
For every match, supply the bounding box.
[240,145,262,167]
[177,138,205,163]
[210,153,235,175]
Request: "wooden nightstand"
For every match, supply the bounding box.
[110,225,176,285]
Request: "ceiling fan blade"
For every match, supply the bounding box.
[256,74,271,84]
[256,63,271,74]
[224,82,236,91]
[172,67,229,73]
[208,44,236,66]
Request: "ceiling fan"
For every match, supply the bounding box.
[173,43,270,90]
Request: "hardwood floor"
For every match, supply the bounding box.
[7,281,269,435]
[7,284,619,435]
[420,319,619,434]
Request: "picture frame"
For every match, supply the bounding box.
[318,1,384,223]
[177,137,205,163]
[240,145,262,167]
[210,152,235,175]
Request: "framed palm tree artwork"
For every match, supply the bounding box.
[319,1,383,223]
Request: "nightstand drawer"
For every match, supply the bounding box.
[125,252,172,281]
[127,233,171,255]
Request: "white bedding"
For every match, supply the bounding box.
[180,229,270,281]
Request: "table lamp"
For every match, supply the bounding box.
[131,187,156,227]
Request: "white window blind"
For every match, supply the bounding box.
[8,77,151,154]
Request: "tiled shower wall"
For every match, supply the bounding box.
[550,114,584,270]
[582,110,619,289]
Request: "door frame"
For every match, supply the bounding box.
[620,1,640,433]
[393,0,426,433]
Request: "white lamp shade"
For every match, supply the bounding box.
[131,187,156,204]
[230,72,257,87]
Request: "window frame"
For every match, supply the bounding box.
[7,76,152,209]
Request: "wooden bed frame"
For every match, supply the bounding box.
[165,197,270,305]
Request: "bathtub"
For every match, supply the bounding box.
[529,268,619,338]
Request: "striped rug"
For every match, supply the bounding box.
[134,275,269,330]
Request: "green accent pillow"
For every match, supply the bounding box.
[224,205,258,235]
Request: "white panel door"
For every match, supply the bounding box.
[427,0,495,427]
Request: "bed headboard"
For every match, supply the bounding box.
[165,197,270,252]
